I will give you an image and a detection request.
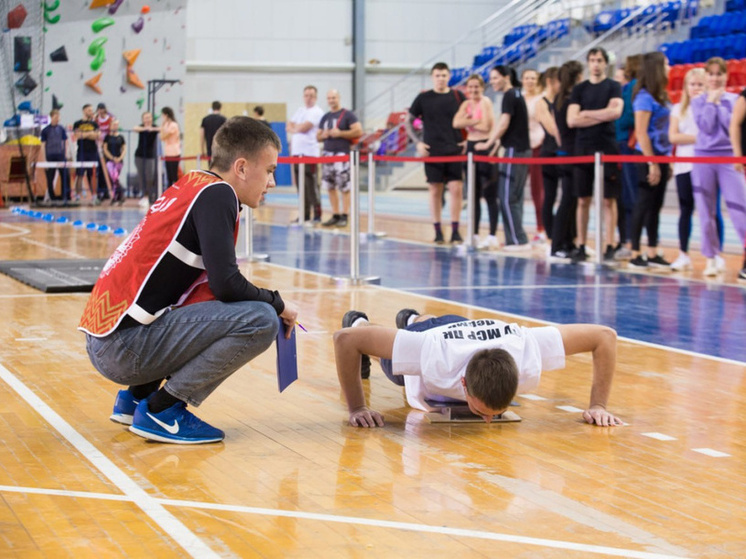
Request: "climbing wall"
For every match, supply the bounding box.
[39,0,186,129]
[1,1,44,128]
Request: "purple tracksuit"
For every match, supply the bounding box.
[691,92,746,257]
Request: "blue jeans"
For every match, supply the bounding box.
[86,300,279,407]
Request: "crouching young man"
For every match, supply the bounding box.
[333,309,622,427]
[79,117,299,444]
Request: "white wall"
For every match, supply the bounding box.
[185,0,508,121]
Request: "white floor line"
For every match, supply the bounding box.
[403,282,674,291]
[0,484,686,559]
[19,237,87,258]
[0,223,30,237]
[0,363,219,559]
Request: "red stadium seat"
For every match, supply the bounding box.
[669,89,683,103]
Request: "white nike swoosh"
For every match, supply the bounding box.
[146,413,180,434]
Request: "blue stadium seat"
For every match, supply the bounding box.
[660,1,683,28]
[727,0,746,11]
[591,10,615,35]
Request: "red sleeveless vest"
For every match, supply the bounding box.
[79,170,239,337]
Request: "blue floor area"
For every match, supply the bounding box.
[5,206,745,363]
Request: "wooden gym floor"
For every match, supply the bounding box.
[0,201,744,558]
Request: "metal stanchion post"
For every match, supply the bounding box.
[465,151,476,252]
[593,151,603,266]
[157,157,164,199]
[333,151,380,284]
[367,152,386,239]
[291,161,305,228]
[196,155,201,171]
[238,204,269,262]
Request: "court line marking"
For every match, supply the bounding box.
[0,484,686,559]
[0,223,31,237]
[642,432,678,441]
[19,237,87,258]
[691,448,731,458]
[404,282,675,291]
[556,405,584,413]
[0,363,219,559]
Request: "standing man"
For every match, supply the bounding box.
[317,89,363,227]
[287,85,324,222]
[200,101,227,160]
[79,117,299,444]
[40,108,70,204]
[73,104,100,204]
[476,65,532,250]
[567,47,624,263]
[406,62,466,243]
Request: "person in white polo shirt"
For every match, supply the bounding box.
[334,308,622,428]
[287,85,324,222]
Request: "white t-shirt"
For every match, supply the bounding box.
[289,105,324,156]
[391,318,565,412]
[671,102,698,176]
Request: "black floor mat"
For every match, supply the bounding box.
[0,259,106,293]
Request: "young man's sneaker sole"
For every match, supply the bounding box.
[341,310,371,379]
[129,400,224,444]
[395,308,419,329]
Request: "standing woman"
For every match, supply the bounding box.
[160,107,181,187]
[133,111,159,205]
[691,57,746,276]
[669,68,724,271]
[453,74,495,248]
[476,66,531,250]
[729,80,746,279]
[628,52,672,269]
[522,69,547,241]
[534,67,561,241]
[549,60,584,260]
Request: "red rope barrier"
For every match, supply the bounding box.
[601,154,746,165]
[474,155,596,165]
[373,155,466,163]
[161,153,746,166]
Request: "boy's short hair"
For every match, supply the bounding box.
[212,101,222,111]
[210,116,281,173]
[49,109,59,117]
[587,46,609,63]
[431,62,450,74]
[465,348,519,411]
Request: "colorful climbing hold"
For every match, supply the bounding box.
[91,16,114,33]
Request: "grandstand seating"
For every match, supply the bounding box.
[371,0,734,157]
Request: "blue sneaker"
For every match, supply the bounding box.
[129,400,225,444]
[110,390,139,426]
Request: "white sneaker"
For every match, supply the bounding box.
[472,235,481,247]
[715,255,726,272]
[531,231,547,244]
[670,253,692,272]
[138,197,150,209]
[478,235,499,250]
[703,258,718,277]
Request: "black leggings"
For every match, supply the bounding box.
[165,159,180,186]
[541,159,560,238]
[550,164,577,253]
[675,171,724,252]
[466,141,497,235]
[631,163,670,251]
